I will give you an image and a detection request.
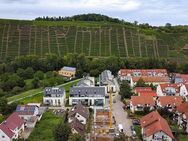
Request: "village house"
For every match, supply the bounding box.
[99,70,119,93]
[0,112,24,141]
[16,105,39,121]
[130,76,170,87]
[174,102,188,133]
[118,69,168,81]
[138,91,157,97]
[58,66,76,79]
[69,86,106,107]
[130,96,155,113]
[77,76,95,87]
[68,103,89,125]
[180,84,188,101]
[156,84,180,96]
[173,73,188,84]
[134,87,153,94]
[43,87,66,106]
[156,96,183,111]
[70,118,85,135]
[140,111,174,141]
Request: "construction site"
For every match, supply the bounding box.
[90,88,120,141]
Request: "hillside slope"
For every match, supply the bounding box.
[0,19,187,60]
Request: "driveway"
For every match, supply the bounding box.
[112,95,133,136]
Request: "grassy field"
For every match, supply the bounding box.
[0,19,187,60]
[7,88,42,102]
[28,110,63,141]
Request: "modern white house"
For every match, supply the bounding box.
[69,86,106,107]
[0,112,24,141]
[77,76,95,87]
[140,111,174,141]
[99,70,119,93]
[68,103,89,125]
[43,87,66,106]
[156,84,180,96]
[180,84,188,101]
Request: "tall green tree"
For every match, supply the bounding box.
[54,122,71,141]
[68,134,85,141]
[31,77,40,88]
[34,71,44,80]
[119,81,133,99]
[135,78,147,87]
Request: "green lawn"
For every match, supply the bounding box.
[134,125,142,140]
[177,134,188,141]
[7,88,42,102]
[28,110,63,141]
[18,92,43,104]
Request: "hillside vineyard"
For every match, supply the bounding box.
[0,23,169,59]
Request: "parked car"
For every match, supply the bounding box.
[132,130,136,136]
[130,126,136,136]
[132,119,140,125]
[130,126,134,131]
[118,124,123,133]
[113,99,116,103]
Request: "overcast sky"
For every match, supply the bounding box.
[0,0,187,26]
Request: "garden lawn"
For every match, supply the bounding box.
[176,134,188,141]
[18,92,43,104]
[28,110,63,141]
[7,88,42,103]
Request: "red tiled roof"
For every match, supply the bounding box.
[4,112,24,130]
[185,84,188,90]
[180,74,188,84]
[158,96,183,107]
[140,111,160,127]
[175,73,188,84]
[140,111,174,139]
[134,87,152,93]
[131,96,155,106]
[139,91,157,97]
[176,102,188,118]
[0,124,14,138]
[132,76,170,83]
[119,69,167,76]
[159,84,180,93]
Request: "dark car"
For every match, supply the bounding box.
[130,126,134,131]
[132,119,140,125]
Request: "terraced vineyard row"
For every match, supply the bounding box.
[0,24,169,59]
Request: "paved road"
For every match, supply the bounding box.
[8,79,80,104]
[112,95,133,136]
